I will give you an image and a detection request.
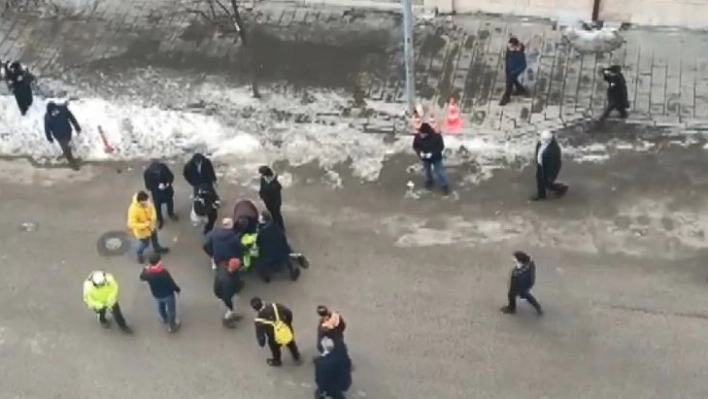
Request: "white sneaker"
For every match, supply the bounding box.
[211,260,217,270]
[224,310,234,320]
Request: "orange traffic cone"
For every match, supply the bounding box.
[444,97,462,134]
[97,126,115,154]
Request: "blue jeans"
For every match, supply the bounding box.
[136,231,162,256]
[422,159,448,187]
[155,294,177,326]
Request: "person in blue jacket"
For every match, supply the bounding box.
[44,101,82,170]
[499,37,528,106]
[314,337,352,399]
[203,218,243,270]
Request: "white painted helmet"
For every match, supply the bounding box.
[91,271,106,286]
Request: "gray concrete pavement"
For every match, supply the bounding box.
[1,147,708,399]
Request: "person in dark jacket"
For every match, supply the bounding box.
[193,182,221,234]
[203,218,243,270]
[214,258,244,327]
[412,123,449,195]
[3,61,35,115]
[598,65,629,123]
[500,250,543,315]
[256,210,300,283]
[183,153,217,192]
[258,166,285,231]
[139,253,181,333]
[44,101,81,170]
[499,37,528,106]
[314,337,353,399]
[531,130,568,201]
[250,296,302,367]
[143,160,179,229]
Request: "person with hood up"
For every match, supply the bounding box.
[316,306,347,354]
[44,101,81,170]
[3,61,35,115]
[500,251,543,315]
[144,160,179,229]
[127,191,169,264]
[139,253,182,333]
[183,153,217,192]
[598,65,629,123]
[203,218,243,270]
[531,130,568,201]
[314,337,353,399]
[192,182,221,234]
[83,270,133,333]
[214,258,244,328]
[251,296,302,367]
[499,37,528,106]
[412,122,449,195]
[256,210,301,283]
[258,166,285,231]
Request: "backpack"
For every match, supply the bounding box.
[255,304,293,345]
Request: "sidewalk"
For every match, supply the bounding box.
[2,3,708,135]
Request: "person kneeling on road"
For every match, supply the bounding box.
[83,271,133,334]
[256,210,301,283]
[203,218,243,271]
[214,258,244,328]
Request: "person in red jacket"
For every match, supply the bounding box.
[139,254,182,333]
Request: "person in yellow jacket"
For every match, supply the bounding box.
[83,271,133,333]
[127,191,169,264]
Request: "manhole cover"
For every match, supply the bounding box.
[96,231,131,257]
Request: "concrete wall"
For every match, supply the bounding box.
[424,0,594,20]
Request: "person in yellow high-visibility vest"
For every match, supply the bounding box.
[82,271,133,334]
[240,231,259,271]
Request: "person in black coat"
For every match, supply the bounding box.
[144,160,179,228]
[258,165,285,231]
[499,37,528,106]
[250,296,302,367]
[412,123,449,195]
[256,210,300,283]
[193,182,221,234]
[214,258,244,327]
[3,61,35,115]
[314,337,352,399]
[598,65,629,123]
[500,250,543,315]
[44,101,82,170]
[203,218,243,270]
[183,153,217,192]
[531,130,568,201]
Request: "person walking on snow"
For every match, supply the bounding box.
[3,61,35,115]
[127,191,170,264]
[139,253,182,333]
[412,122,449,195]
[258,165,286,231]
[44,101,81,170]
[144,160,179,229]
[83,271,133,333]
[499,37,528,106]
[314,337,353,399]
[531,130,568,201]
[183,153,217,192]
[250,296,302,367]
[214,258,244,328]
[500,251,543,315]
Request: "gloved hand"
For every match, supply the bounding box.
[158,183,166,190]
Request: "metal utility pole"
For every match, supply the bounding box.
[401,0,416,114]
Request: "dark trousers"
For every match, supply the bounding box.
[536,167,565,199]
[57,139,77,166]
[269,338,301,363]
[265,201,285,231]
[258,258,297,281]
[501,74,526,100]
[203,209,217,234]
[97,303,128,328]
[507,288,542,312]
[151,192,175,224]
[136,231,163,256]
[598,100,628,122]
[14,89,32,115]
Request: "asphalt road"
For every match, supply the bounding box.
[1,145,708,399]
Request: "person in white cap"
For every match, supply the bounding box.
[82,271,133,333]
[531,130,568,201]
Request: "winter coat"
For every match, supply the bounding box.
[213,264,241,301]
[412,132,445,163]
[204,227,243,264]
[604,70,630,109]
[535,139,562,182]
[259,175,282,209]
[254,303,294,347]
[193,183,220,217]
[505,45,527,77]
[5,63,33,96]
[317,312,347,352]
[315,343,353,394]
[140,263,181,299]
[256,221,291,265]
[44,102,81,142]
[183,154,216,188]
[143,162,175,199]
[509,260,536,293]
[83,272,119,310]
[126,194,157,239]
